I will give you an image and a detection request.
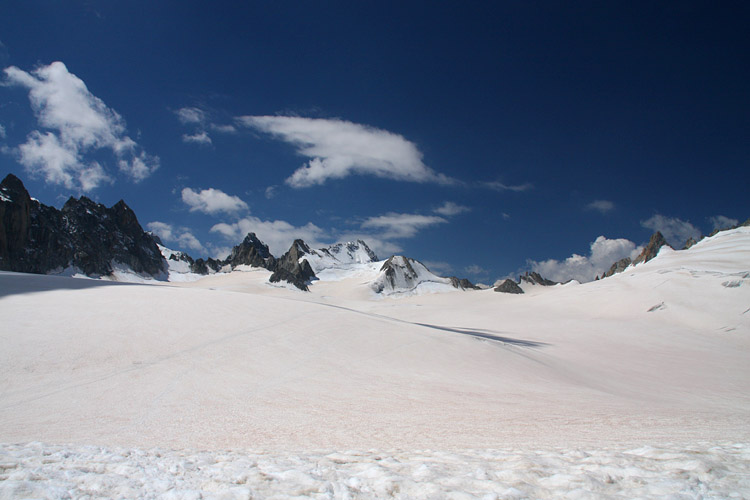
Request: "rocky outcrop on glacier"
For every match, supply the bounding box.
[494,279,524,294]
[519,271,557,286]
[0,173,166,278]
[633,232,671,265]
[270,239,317,291]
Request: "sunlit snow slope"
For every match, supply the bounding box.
[1,228,749,451]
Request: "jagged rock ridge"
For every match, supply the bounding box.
[0,174,166,278]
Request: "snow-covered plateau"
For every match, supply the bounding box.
[1,227,749,498]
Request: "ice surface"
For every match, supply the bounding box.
[1,442,748,499]
[1,227,749,497]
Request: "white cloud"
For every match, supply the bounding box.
[264,185,278,199]
[181,187,249,216]
[4,61,158,191]
[210,216,326,256]
[641,215,702,247]
[587,200,615,214]
[147,221,205,253]
[210,123,237,134]
[360,212,448,239]
[236,115,455,188]
[465,264,488,276]
[175,107,206,125]
[434,201,470,216]
[708,215,738,231]
[182,131,212,145]
[529,236,642,283]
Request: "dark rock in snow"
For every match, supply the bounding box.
[633,232,671,265]
[449,276,481,290]
[602,257,632,278]
[270,239,317,291]
[683,237,698,249]
[0,173,166,278]
[494,279,524,294]
[226,232,276,270]
[519,271,557,286]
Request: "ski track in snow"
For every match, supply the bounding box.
[1,442,749,499]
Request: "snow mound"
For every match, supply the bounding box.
[302,240,378,273]
[370,255,457,296]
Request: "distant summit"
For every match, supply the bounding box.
[370,255,477,295]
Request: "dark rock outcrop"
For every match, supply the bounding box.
[449,276,481,290]
[0,173,166,278]
[683,237,698,249]
[270,239,316,291]
[494,279,524,294]
[633,231,671,265]
[602,257,632,278]
[225,233,276,270]
[519,271,557,286]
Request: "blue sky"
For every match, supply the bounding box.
[1,1,748,284]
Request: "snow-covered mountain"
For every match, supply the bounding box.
[370,255,470,295]
[300,239,379,273]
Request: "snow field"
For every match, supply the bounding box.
[2,442,749,499]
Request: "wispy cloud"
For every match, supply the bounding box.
[174,106,235,145]
[182,131,212,145]
[181,187,249,216]
[529,236,642,283]
[587,200,615,214]
[708,215,738,231]
[482,180,533,192]
[360,212,448,239]
[641,214,701,247]
[236,116,456,188]
[434,201,470,216]
[3,61,158,191]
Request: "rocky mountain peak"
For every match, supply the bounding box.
[519,271,557,286]
[226,232,275,269]
[633,231,671,265]
[0,174,166,278]
[494,279,524,294]
[269,239,316,291]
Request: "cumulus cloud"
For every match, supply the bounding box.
[434,201,471,216]
[236,115,455,188]
[360,212,448,239]
[641,215,702,248]
[3,61,158,191]
[210,216,326,256]
[708,215,738,232]
[147,221,205,253]
[181,187,249,216]
[587,200,615,214]
[529,236,642,283]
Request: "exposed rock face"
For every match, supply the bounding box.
[226,233,276,270]
[494,279,524,294]
[190,257,224,275]
[449,276,481,290]
[683,237,698,250]
[519,271,557,286]
[0,174,166,278]
[270,239,317,291]
[602,257,632,278]
[633,232,671,265]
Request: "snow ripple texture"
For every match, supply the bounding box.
[1,443,748,499]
